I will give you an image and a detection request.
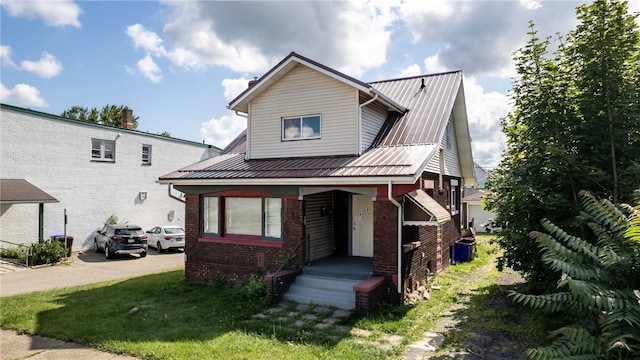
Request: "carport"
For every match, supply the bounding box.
[0,179,59,242]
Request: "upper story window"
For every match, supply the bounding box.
[91,139,115,162]
[282,115,321,141]
[142,144,152,165]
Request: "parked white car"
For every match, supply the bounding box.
[146,226,185,252]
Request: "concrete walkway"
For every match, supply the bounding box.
[1,249,184,360]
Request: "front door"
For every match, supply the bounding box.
[351,194,373,257]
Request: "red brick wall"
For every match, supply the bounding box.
[373,200,401,304]
[183,195,304,284]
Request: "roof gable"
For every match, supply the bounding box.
[228,52,405,114]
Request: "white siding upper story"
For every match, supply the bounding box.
[360,100,388,153]
[0,105,217,251]
[248,64,360,159]
[425,118,463,177]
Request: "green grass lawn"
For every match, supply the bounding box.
[0,235,553,359]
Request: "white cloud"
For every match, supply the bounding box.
[20,52,63,78]
[1,45,17,68]
[0,83,48,108]
[463,77,512,168]
[137,55,162,83]
[200,111,247,148]
[126,24,166,57]
[222,77,251,102]
[399,64,421,78]
[1,0,81,27]
[520,0,543,10]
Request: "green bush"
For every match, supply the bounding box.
[0,246,28,261]
[239,276,267,303]
[30,241,67,266]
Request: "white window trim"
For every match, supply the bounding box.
[282,114,321,141]
[91,139,115,162]
[142,144,152,165]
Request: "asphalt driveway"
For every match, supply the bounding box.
[0,248,185,297]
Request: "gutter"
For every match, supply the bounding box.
[167,183,185,203]
[388,181,402,295]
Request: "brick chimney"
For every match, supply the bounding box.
[121,108,134,130]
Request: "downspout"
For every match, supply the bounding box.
[388,181,402,294]
[235,109,249,159]
[168,183,185,203]
[358,94,378,155]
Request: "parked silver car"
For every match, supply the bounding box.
[146,226,185,252]
[94,224,148,259]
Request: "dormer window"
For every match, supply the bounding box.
[282,115,321,141]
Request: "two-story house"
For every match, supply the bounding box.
[159,52,475,313]
[0,104,219,253]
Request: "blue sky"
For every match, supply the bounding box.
[3,0,636,168]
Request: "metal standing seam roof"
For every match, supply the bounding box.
[159,62,464,183]
[370,71,462,147]
[0,179,59,204]
[405,189,451,224]
[160,144,438,180]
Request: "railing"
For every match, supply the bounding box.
[0,240,32,268]
[269,234,307,303]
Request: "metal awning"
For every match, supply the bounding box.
[0,179,58,204]
[403,189,451,226]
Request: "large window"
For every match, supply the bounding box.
[202,196,282,240]
[282,115,321,140]
[91,139,115,161]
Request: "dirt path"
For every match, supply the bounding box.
[405,267,530,360]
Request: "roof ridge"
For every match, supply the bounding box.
[369,70,462,85]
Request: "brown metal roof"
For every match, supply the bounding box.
[162,56,465,185]
[161,144,438,181]
[370,71,462,147]
[405,189,451,225]
[0,179,58,204]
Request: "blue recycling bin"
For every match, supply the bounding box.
[453,238,476,263]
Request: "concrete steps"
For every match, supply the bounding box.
[283,274,361,310]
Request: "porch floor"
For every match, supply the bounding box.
[303,256,372,280]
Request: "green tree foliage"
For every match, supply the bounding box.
[485,0,640,287]
[510,191,640,359]
[61,104,139,129]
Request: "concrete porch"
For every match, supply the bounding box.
[283,256,373,310]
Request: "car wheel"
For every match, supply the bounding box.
[105,244,112,259]
[94,239,100,253]
[140,251,147,258]
[156,241,163,253]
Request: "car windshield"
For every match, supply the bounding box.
[115,228,143,236]
[164,227,184,235]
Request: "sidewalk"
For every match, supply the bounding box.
[1,249,184,360]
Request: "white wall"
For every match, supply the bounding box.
[249,64,359,159]
[0,106,216,251]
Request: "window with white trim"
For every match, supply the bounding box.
[282,115,321,140]
[142,144,152,164]
[202,196,283,240]
[203,197,219,235]
[450,179,459,214]
[91,139,115,162]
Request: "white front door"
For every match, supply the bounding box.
[351,194,373,257]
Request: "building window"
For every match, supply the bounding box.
[203,196,219,235]
[450,179,459,215]
[142,145,152,165]
[202,196,282,240]
[282,115,321,140]
[264,197,282,239]
[91,139,115,162]
[226,198,262,236]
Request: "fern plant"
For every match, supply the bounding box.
[510,191,640,360]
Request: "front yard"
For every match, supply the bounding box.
[0,235,554,359]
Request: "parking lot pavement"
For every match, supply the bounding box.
[0,248,185,297]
